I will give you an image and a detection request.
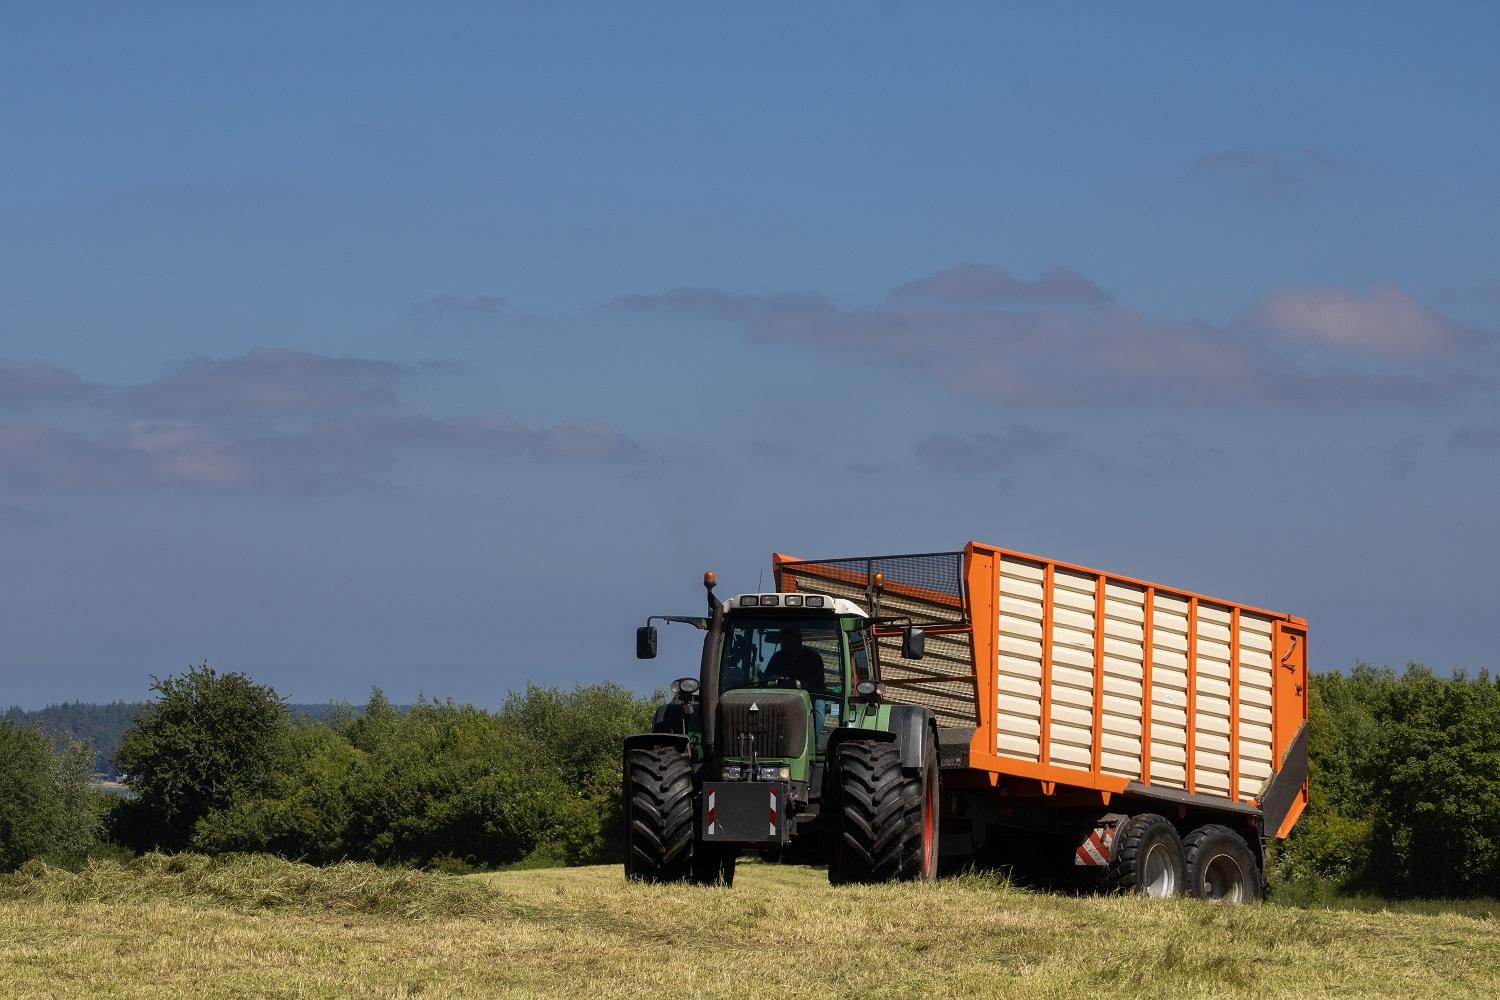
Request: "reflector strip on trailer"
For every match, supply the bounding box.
[768,789,778,836]
[707,790,716,835]
[1074,826,1115,866]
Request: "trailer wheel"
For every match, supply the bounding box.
[623,745,695,883]
[1108,813,1185,898]
[899,730,940,881]
[829,740,906,884]
[1183,824,1261,903]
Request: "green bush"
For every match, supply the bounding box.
[0,723,102,871]
[186,683,657,869]
[1273,664,1500,900]
[114,664,291,851]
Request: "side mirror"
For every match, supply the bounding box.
[636,625,658,659]
[901,626,926,660]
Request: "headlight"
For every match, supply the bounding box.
[855,680,888,699]
[721,764,790,781]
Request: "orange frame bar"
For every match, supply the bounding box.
[964,545,1000,756]
[1186,596,1198,795]
[1090,575,1106,774]
[1141,586,1154,784]
[1039,563,1055,767]
[1229,606,1241,803]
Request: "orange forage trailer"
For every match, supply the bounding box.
[774,543,1308,900]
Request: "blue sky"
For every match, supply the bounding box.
[3,4,1497,706]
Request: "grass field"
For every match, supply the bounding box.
[2,854,1498,998]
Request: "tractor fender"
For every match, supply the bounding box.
[887,705,937,776]
[624,731,691,755]
[827,725,895,757]
[828,706,935,776]
[652,701,687,736]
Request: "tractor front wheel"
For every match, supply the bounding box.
[623,745,695,883]
[829,740,907,884]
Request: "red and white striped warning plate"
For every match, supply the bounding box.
[1074,825,1116,866]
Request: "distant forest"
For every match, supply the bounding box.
[2,701,395,777]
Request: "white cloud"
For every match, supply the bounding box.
[1251,285,1473,359]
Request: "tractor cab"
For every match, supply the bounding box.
[717,595,868,755]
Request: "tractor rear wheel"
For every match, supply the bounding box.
[1183,824,1262,903]
[899,731,940,881]
[829,740,907,884]
[623,745,695,883]
[1107,813,1185,898]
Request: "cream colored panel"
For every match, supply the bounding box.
[1101,580,1147,778]
[1237,611,1278,798]
[1192,602,1233,794]
[996,557,1046,761]
[1048,567,1097,770]
[1149,594,1191,788]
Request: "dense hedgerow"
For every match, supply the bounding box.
[1272,664,1500,899]
[0,722,103,872]
[110,666,655,869]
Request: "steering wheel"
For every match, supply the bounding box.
[761,675,801,690]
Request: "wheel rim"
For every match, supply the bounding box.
[1142,842,1177,897]
[1202,853,1244,902]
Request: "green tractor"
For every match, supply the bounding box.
[623,571,942,885]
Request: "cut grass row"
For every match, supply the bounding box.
[2,855,1497,998]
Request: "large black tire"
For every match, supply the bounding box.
[1107,813,1185,898]
[829,740,908,884]
[1183,824,1262,903]
[623,745,695,883]
[899,731,940,881]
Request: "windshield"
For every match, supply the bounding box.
[720,618,845,696]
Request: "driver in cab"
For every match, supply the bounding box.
[765,628,823,691]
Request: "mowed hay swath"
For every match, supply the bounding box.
[2,859,1497,998]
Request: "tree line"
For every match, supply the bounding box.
[3,662,1498,899]
[3,665,655,873]
[2,699,397,779]
[1273,664,1500,899]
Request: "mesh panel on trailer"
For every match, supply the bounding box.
[775,552,966,625]
[778,552,978,727]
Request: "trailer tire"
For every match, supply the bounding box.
[829,740,907,885]
[899,730,940,881]
[1107,813,1185,898]
[1183,824,1261,903]
[623,745,695,883]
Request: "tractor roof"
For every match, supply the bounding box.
[724,593,867,617]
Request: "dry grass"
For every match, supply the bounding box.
[1,857,1497,998]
